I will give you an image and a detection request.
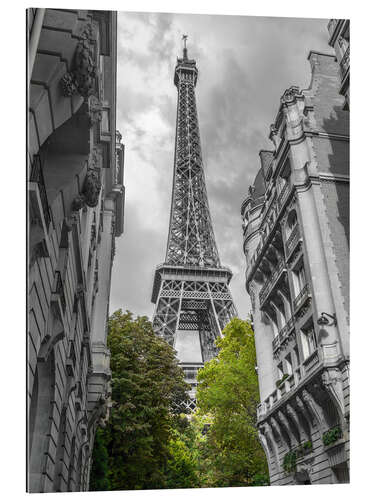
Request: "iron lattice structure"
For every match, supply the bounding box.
[151,42,237,410]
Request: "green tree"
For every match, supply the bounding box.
[89,310,191,491]
[89,427,109,491]
[196,317,269,487]
[165,426,200,489]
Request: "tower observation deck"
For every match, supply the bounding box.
[151,38,237,410]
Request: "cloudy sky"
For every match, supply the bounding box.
[110,11,333,320]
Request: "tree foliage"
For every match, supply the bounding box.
[89,310,190,491]
[89,428,109,491]
[196,317,269,487]
[90,313,269,491]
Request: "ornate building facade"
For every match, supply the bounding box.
[328,19,350,109]
[151,41,237,410]
[241,23,349,485]
[27,9,124,492]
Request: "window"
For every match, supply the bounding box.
[300,326,317,359]
[292,263,306,296]
[286,209,298,237]
[101,109,110,133]
[284,354,292,375]
[277,362,283,378]
[278,301,287,328]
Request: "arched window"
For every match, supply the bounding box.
[285,209,298,239]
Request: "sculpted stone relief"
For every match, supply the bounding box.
[61,23,99,99]
[72,148,103,211]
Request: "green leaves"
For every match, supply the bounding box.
[90,313,269,490]
[322,425,342,446]
[195,318,269,487]
[89,310,190,491]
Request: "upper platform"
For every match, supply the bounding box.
[174,45,198,87]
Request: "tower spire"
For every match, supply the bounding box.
[182,34,188,60]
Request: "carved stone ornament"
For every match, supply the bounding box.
[295,455,314,481]
[281,86,301,106]
[321,368,345,416]
[71,148,103,212]
[87,95,103,126]
[82,168,101,207]
[269,123,277,137]
[72,194,86,212]
[61,23,98,99]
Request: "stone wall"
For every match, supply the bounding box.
[27,9,124,493]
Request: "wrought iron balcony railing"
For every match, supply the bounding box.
[293,283,309,311]
[30,155,51,228]
[279,317,295,342]
[259,259,286,304]
[302,348,320,375]
[285,224,300,258]
[246,184,294,282]
[277,182,292,211]
[272,317,295,352]
[340,46,350,78]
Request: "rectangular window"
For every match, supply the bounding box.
[284,354,292,375]
[101,109,110,133]
[300,326,317,359]
[293,264,306,296]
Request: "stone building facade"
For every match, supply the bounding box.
[328,19,350,109]
[241,29,349,484]
[27,9,124,492]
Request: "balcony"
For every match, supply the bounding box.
[285,224,301,259]
[302,348,320,375]
[259,259,286,305]
[245,185,295,284]
[272,317,295,353]
[293,283,310,311]
[277,182,292,212]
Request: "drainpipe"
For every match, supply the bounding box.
[28,8,45,81]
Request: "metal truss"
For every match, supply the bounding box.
[152,43,237,407]
[165,52,220,268]
[153,277,236,361]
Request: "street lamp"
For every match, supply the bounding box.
[317,312,337,327]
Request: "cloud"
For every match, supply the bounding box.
[112,12,333,319]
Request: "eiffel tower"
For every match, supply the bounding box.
[151,37,237,409]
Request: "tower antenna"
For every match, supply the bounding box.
[182,34,188,59]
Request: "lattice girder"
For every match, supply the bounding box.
[151,46,237,407]
[165,59,220,268]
